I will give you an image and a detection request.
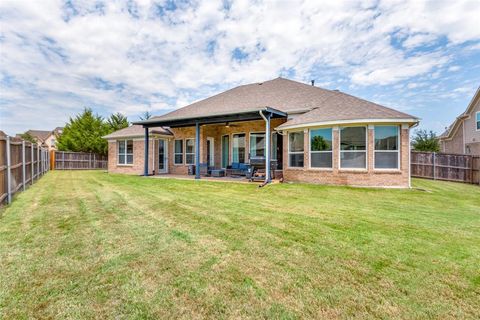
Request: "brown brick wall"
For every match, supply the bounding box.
[283,125,410,187]
[107,121,412,187]
[107,139,155,175]
[440,122,465,154]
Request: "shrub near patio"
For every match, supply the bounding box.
[0,171,479,319]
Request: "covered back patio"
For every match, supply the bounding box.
[134,107,287,184]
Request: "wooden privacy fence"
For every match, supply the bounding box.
[411,151,480,185]
[1,133,49,205]
[52,151,107,170]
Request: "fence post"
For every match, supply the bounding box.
[22,140,26,191]
[432,152,436,180]
[37,146,40,178]
[31,144,34,184]
[6,136,12,204]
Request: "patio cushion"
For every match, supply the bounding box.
[231,162,240,169]
[239,163,249,171]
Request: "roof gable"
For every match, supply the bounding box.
[147,77,417,127]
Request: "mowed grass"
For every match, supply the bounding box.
[0,171,479,319]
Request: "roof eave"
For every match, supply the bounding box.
[133,107,287,128]
[276,118,420,131]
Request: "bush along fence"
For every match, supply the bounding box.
[0,132,49,205]
[411,151,480,185]
[52,151,107,170]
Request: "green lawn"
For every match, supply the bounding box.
[0,171,479,319]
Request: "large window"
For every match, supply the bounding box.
[185,139,195,164]
[118,140,133,165]
[310,128,333,168]
[174,139,183,164]
[250,132,265,158]
[222,135,229,168]
[476,112,480,131]
[288,131,304,167]
[232,133,246,163]
[374,126,399,169]
[340,127,366,169]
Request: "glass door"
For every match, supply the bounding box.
[158,139,168,173]
[222,135,229,168]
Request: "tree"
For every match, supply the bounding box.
[139,111,152,120]
[107,112,129,131]
[311,136,330,151]
[19,132,37,144]
[412,129,440,152]
[56,108,110,155]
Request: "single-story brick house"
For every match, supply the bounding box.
[104,78,419,187]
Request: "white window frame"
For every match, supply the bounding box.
[249,131,266,158]
[231,132,246,163]
[309,128,333,170]
[339,126,367,170]
[476,111,480,131]
[117,139,133,165]
[374,125,400,170]
[288,130,304,168]
[174,139,184,165]
[185,138,195,165]
[221,134,230,168]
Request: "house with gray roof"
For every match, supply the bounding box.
[439,87,480,155]
[104,77,419,187]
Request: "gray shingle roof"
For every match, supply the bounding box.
[103,125,172,139]
[149,78,417,127]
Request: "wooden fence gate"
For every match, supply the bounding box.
[52,151,107,170]
[411,151,480,184]
[1,132,49,205]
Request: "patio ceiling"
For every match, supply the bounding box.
[132,107,287,128]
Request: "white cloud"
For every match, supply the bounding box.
[1,0,480,134]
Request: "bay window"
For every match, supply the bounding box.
[174,139,183,164]
[118,140,133,165]
[185,139,195,164]
[340,127,366,169]
[288,131,304,167]
[374,126,399,169]
[310,128,333,168]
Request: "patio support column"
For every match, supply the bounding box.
[144,127,149,176]
[195,121,201,179]
[264,111,272,183]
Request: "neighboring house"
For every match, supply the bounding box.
[18,127,63,151]
[104,78,419,187]
[439,87,480,155]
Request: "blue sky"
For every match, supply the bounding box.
[1,0,479,136]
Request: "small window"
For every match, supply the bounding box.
[118,140,133,165]
[51,138,55,147]
[185,139,195,164]
[174,140,183,164]
[310,128,332,168]
[374,126,399,169]
[340,127,366,169]
[476,112,480,131]
[288,131,304,167]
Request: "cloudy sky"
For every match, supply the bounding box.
[1,0,479,136]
